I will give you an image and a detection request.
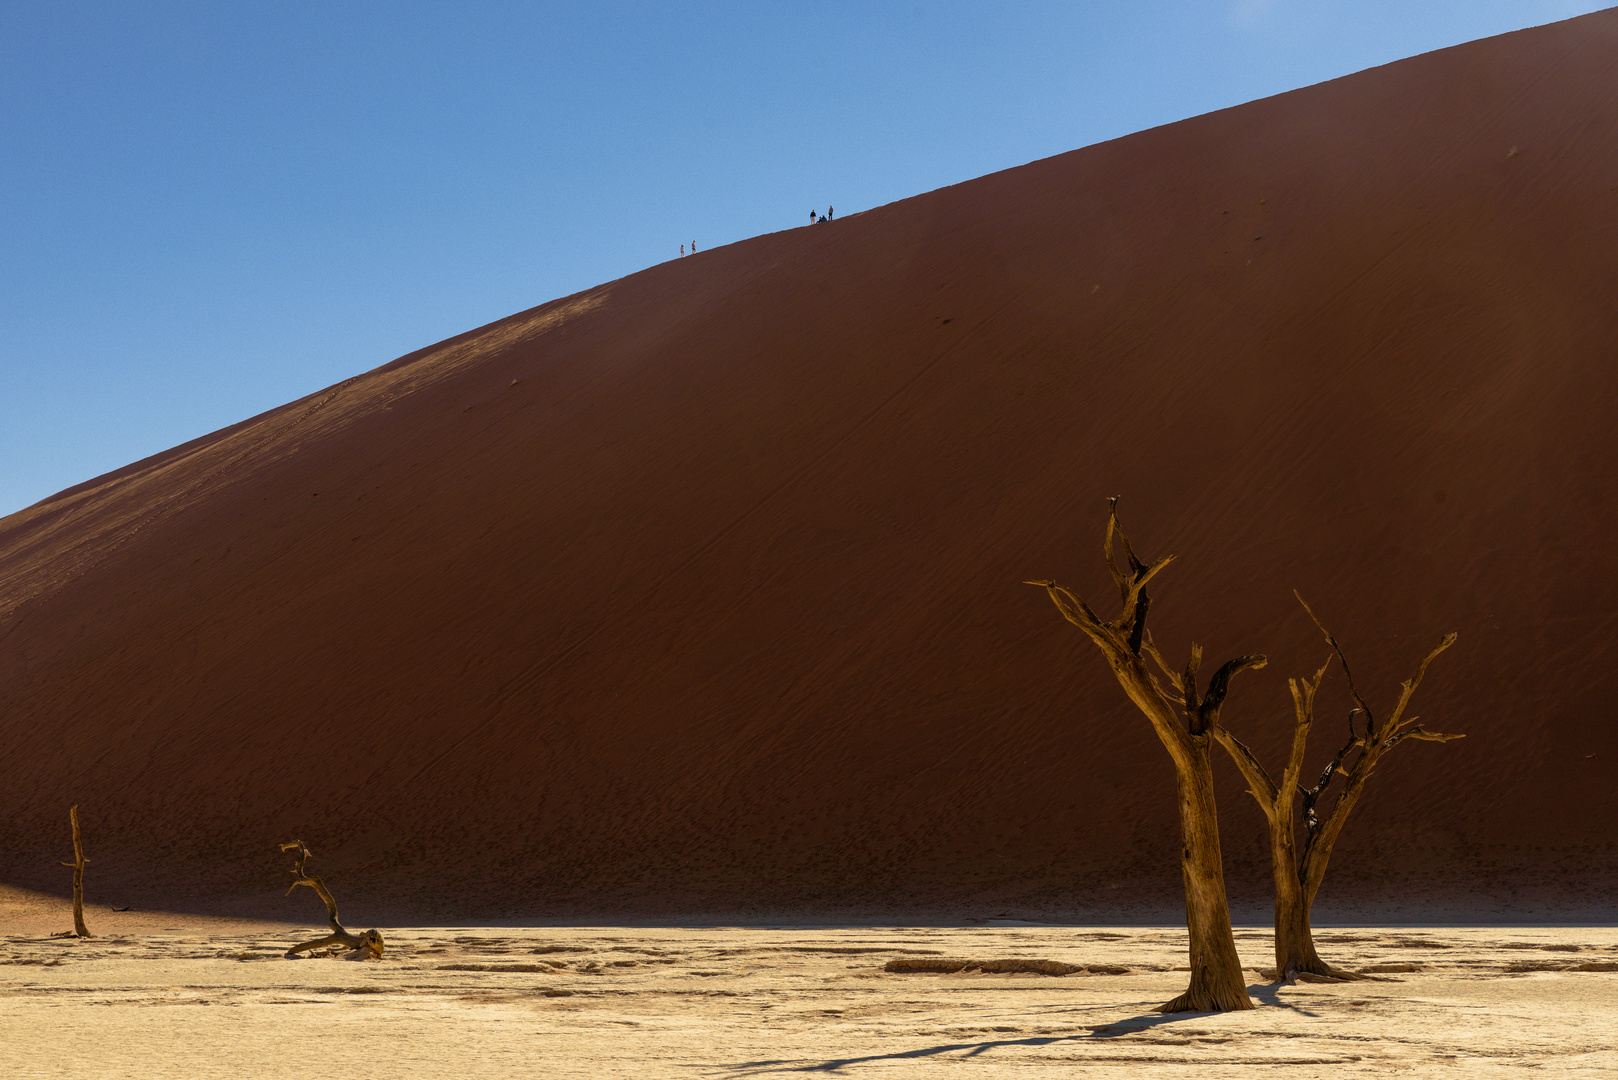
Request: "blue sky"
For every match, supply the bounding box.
[1,1,1606,517]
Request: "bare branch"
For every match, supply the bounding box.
[1107,497,1148,576]
[1102,500,1129,604]
[1093,500,1179,658]
[1187,654,1268,735]
[1385,632,1459,733]
[1295,591,1376,733]
[1116,555,1176,635]
[1104,499,1175,643]
[1121,554,1175,598]
[1281,659,1331,793]
[1202,655,1269,717]
[1209,725,1280,810]
[1141,633,1187,706]
[1299,732,1360,840]
[1140,635,1186,706]
[1387,726,1465,749]
[1025,581,1104,633]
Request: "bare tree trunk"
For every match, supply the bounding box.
[1270,785,1368,980]
[1270,859,1351,980]
[1029,500,1259,1013]
[61,805,92,939]
[1264,768,1356,980]
[1162,742,1253,1012]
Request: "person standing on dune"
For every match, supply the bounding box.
[810,209,816,225]
[828,205,834,220]
[691,241,697,254]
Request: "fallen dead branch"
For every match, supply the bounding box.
[279,840,383,960]
[884,958,1128,976]
[1256,966,1399,982]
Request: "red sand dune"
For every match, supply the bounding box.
[4,12,1618,922]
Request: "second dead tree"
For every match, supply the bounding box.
[1028,499,1263,1013]
[280,840,384,959]
[1210,593,1462,983]
[61,805,92,938]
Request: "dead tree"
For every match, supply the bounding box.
[279,840,384,960]
[60,805,92,938]
[1028,499,1262,1012]
[1210,593,1461,983]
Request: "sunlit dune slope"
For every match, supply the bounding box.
[4,11,1617,919]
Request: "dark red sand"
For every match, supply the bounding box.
[4,12,1617,922]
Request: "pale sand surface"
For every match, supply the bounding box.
[2,924,1614,1078]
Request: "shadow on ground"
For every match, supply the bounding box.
[711,985,1298,1075]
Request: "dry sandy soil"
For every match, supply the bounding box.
[3,919,1613,1078]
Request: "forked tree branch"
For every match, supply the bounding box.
[1034,502,1264,741]
[1101,498,1175,654]
[1142,633,1186,704]
[1387,725,1465,749]
[1297,623,1462,901]
[1103,497,1147,603]
[1136,637,1186,705]
[1300,728,1360,839]
[1192,655,1268,735]
[1180,645,1266,736]
[1384,633,1459,733]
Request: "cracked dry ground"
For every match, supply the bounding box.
[1,926,1614,1077]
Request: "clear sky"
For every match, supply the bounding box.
[1,1,1606,517]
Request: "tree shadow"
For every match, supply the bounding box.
[706,999,1261,1076]
[1247,978,1325,1016]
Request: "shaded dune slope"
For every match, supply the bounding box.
[5,12,1618,918]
